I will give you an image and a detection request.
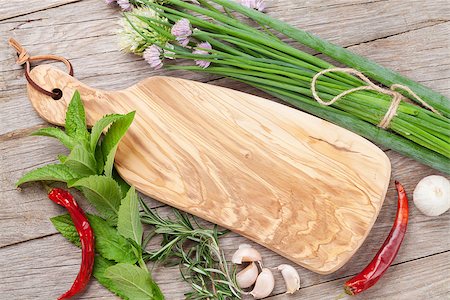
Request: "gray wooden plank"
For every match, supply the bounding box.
[0,229,448,299]
[268,251,450,299]
[1,0,449,299]
[0,0,79,21]
[345,22,450,95]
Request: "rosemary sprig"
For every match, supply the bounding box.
[139,198,242,299]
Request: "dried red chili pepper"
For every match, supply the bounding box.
[48,188,95,300]
[344,181,409,295]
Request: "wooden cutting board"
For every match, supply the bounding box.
[26,64,390,274]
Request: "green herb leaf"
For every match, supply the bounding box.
[32,127,76,150]
[113,167,131,197]
[117,187,143,245]
[64,91,90,143]
[105,263,164,300]
[51,213,137,264]
[50,214,81,247]
[68,175,122,225]
[90,114,124,152]
[16,164,78,187]
[57,154,67,163]
[89,215,138,264]
[93,256,131,300]
[95,145,105,174]
[64,144,98,177]
[102,111,135,177]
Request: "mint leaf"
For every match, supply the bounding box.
[94,256,130,300]
[89,215,138,264]
[90,114,124,152]
[95,146,105,174]
[117,187,143,245]
[32,127,76,150]
[68,175,122,225]
[102,111,135,177]
[65,91,89,143]
[113,167,131,197]
[64,144,98,177]
[51,213,137,264]
[57,154,67,163]
[50,214,81,247]
[16,164,78,187]
[105,263,164,300]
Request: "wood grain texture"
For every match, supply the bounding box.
[25,64,390,274]
[1,0,449,298]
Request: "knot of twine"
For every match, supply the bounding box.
[8,37,74,99]
[311,67,442,129]
[9,38,30,65]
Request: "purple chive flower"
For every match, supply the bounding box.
[238,0,266,12]
[171,18,192,47]
[105,0,132,11]
[143,45,164,70]
[117,0,132,11]
[193,42,212,69]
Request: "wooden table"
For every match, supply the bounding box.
[1,0,449,299]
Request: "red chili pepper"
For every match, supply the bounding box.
[344,181,409,295]
[48,188,95,300]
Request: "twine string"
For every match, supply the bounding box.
[311,67,442,129]
[8,38,74,99]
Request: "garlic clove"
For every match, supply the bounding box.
[238,243,253,249]
[232,244,262,264]
[277,264,300,294]
[250,268,275,299]
[236,262,259,289]
[413,175,450,216]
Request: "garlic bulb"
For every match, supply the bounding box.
[250,268,275,299]
[236,262,259,288]
[277,264,300,294]
[232,244,262,264]
[413,175,450,216]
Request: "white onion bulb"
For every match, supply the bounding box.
[413,175,450,216]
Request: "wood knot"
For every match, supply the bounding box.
[241,150,252,159]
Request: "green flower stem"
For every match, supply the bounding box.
[155,3,361,87]
[167,0,365,86]
[211,0,450,117]
[393,119,450,156]
[398,112,450,136]
[165,0,336,70]
[196,30,362,86]
[417,111,450,129]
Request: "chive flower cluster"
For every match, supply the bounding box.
[117,0,266,69]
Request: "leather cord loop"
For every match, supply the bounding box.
[8,38,74,99]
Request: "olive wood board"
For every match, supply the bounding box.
[26,64,391,274]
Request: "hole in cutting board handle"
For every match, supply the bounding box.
[52,88,63,100]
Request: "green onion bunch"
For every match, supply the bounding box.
[119,0,450,173]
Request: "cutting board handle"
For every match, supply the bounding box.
[27,64,124,127]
